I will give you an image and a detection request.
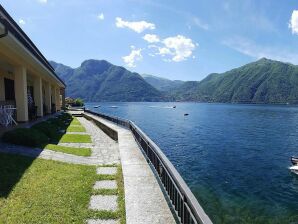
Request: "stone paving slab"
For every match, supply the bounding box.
[66,132,89,135]
[0,143,104,165]
[96,167,117,175]
[87,219,120,224]
[89,195,118,211]
[94,180,117,190]
[58,142,94,148]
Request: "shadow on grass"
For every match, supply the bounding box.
[0,153,35,198]
[0,113,81,198]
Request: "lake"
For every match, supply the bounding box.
[86,102,298,224]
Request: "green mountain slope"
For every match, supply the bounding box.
[50,60,164,102]
[141,74,184,92]
[170,58,298,104]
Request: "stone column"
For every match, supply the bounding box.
[0,75,5,101]
[51,85,56,112]
[14,66,28,122]
[33,76,43,117]
[61,88,66,109]
[56,87,61,111]
[44,82,51,114]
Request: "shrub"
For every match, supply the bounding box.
[2,128,48,147]
[31,122,62,141]
[72,98,84,107]
[47,118,67,128]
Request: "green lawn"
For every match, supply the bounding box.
[0,153,98,223]
[44,144,91,157]
[66,125,86,132]
[70,118,81,126]
[59,134,92,143]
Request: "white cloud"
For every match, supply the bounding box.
[289,10,298,35]
[18,19,26,25]
[122,46,143,67]
[223,36,298,64]
[97,13,104,20]
[143,34,160,43]
[37,0,47,3]
[162,35,196,62]
[115,17,155,33]
[157,47,173,56]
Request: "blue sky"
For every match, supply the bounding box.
[2,0,298,81]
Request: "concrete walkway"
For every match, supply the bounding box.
[85,112,176,224]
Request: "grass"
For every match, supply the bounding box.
[44,144,91,157]
[0,153,98,223]
[70,118,81,126]
[66,125,86,132]
[59,134,92,143]
[2,112,93,158]
[89,165,126,224]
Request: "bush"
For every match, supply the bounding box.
[2,128,49,147]
[31,122,62,141]
[47,118,67,128]
[72,98,84,107]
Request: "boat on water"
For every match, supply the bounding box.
[110,106,118,108]
[173,105,176,108]
[291,156,298,165]
[93,105,100,108]
[289,165,298,175]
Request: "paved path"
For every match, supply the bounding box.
[85,112,176,224]
[78,117,119,164]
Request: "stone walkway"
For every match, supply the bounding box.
[84,112,176,224]
[87,166,120,224]
[78,117,119,164]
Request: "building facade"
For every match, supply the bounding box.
[0,5,65,122]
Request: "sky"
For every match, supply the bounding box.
[1,0,298,81]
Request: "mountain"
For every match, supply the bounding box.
[141,74,184,92]
[170,58,298,104]
[50,60,164,102]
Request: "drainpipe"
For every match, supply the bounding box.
[0,17,8,39]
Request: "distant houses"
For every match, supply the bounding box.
[0,5,66,122]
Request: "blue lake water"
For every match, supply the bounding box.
[86,102,298,223]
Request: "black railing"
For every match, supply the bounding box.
[85,110,213,224]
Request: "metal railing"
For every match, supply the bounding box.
[85,109,213,224]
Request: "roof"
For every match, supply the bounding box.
[0,4,66,87]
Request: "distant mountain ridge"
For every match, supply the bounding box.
[50,59,164,102]
[169,58,298,104]
[51,58,298,104]
[141,74,184,92]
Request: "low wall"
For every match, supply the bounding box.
[83,113,118,141]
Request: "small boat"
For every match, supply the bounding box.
[173,106,176,108]
[289,165,298,175]
[110,106,118,108]
[291,156,298,165]
[184,113,189,116]
[94,105,100,108]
